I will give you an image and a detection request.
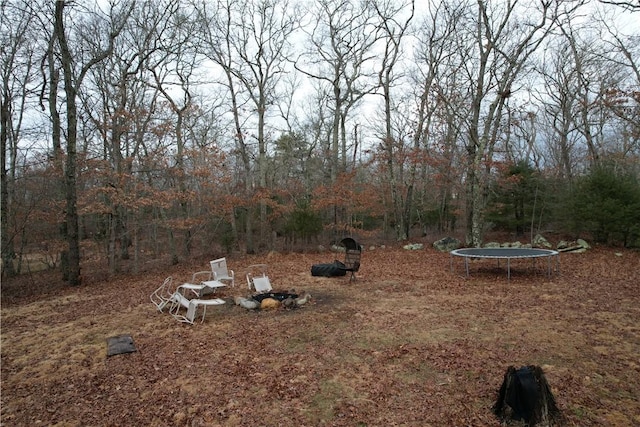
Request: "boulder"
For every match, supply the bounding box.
[557,239,590,253]
[234,296,259,310]
[533,234,552,248]
[403,243,424,250]
[260,298,281,310]
[433,237,461,252]
[576,238,591,249]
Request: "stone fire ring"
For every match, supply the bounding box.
[450,248,559,280]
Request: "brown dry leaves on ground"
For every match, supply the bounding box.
[1,246,639,426]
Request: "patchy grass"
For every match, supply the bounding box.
[1,246,639,426]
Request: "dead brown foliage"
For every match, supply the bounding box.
[1,245,639,426]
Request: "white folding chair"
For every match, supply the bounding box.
[170,296,226,324]
[150,277,175,312]
[180,270,226,297]
[246,264,272,293]
[210,257,235,287]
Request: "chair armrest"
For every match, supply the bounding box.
[191,270,212,282]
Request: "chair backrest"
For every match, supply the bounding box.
[210,259,234,287]
[344,249,361,272]
[341,238,361,271]
[210,258,230,277]
[251,276,272,293]
[150,277,174,311]
[245,264,268,288]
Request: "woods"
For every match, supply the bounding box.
[2,0,639,282]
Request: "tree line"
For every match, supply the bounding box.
[2,0,639,284]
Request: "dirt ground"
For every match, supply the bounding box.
[1,244,639,426]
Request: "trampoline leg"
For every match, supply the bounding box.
[464,258,469,278]
[507,258,511,280]
[547,256,551,277]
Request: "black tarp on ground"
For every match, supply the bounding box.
[106,334,136,357]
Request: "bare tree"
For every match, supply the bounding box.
[52,0,132,285]
[599,15,640,162]
[1,1,38,277]
[80,0,180,273]
[196,0,255,253]
[147,3,204,259]
[296,0,382,182]
[413,1,471,235]
[597,0,640,11]
[197,0,299,250]
[451,0,582,247]
[228,0,299,248]
[372,0,415,240]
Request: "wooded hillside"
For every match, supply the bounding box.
[2,0,639,283]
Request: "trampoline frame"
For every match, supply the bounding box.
[450,247,560,280]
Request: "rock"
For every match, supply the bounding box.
[557,238,590,253]
[576,238,591,249]
[282,297,296,309]
[295,292,312,306]
[484,242,501,248]
[433,237,461,252]
[234,296,259,310]
[260,298,281,310]
[533,234,552,248]
[403,243,424,250]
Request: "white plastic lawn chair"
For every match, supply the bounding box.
[150,277,175,312]
[169,294,226,324]
[210,257,235,287]
[246,264,272,293]
[180,270,226,297]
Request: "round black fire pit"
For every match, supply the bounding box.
[251,292,298,302]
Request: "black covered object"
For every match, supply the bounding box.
[493,365,561,426]
[251,292,298,302]
[311,260,347,277]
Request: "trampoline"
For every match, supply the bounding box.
[450,248,559,279]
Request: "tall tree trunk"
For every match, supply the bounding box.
[258,94,268,249]
[227,72,254,254]
[1,77,15,277]
[55,1,81,286]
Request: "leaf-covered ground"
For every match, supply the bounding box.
[1,245,639,426]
